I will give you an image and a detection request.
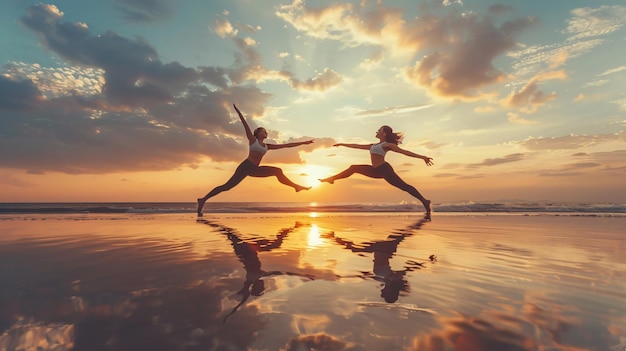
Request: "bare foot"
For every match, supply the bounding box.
[295,186,311,192]
[319,178,334,184]
[423,199,431,215]
[197,198,206,217]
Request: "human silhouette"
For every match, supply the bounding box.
[197,104,313,216]
[197,219,314,322]
[323,215,431,303]
[319,126,433,216]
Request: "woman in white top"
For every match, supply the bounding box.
[320,125,433,215]
[197,104,313,216]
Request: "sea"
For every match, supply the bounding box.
[1,201,625,350]
[0,201,624,216]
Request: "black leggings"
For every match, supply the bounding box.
[330,163,426,201]
[203,159,301,199]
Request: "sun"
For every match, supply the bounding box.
[299,165,332,188]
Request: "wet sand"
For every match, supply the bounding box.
[1,213,625,350]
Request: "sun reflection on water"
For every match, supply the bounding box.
[307,224,323,248]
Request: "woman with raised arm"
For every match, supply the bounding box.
[319,125,433,215]
[197,104,313,217]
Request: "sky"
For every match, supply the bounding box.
[1,0,625,204]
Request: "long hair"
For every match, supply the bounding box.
[381,125,403,144]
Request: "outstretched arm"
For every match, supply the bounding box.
[233,104,255,143]
[333,143,372,150]
[267,140,314,150]
[387,144,434,166]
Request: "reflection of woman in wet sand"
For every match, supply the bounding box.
[324,216,431,303]
[197,104,313,217]
[198,220,314,322]
[320,126,433,216]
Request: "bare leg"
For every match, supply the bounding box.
[197,162,251,216]
[383,169,431,215]
[250,166,311,192]
[319,164,382,184]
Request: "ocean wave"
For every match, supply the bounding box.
[0,201,624,215]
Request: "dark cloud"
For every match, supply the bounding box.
[114,0,172,23]
[0,76,43,110]
[0,4,290,174]
[21,4,200,108]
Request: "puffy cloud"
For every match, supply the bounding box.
[358,51,384,71]
[290,68,342,92]
[501,81,557,113]
[212,19,238,38]
[276,0,537,99]
[500,70,566,113]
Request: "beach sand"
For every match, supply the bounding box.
[1,213,625,351]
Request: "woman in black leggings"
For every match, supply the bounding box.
[197,104,313,216]
[319,125,433,215]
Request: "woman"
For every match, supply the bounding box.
[319,125,433,215]
[197,104,313,217]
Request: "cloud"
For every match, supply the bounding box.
[2,61,104,98]
[114,0,172,23]
[405,14,536,99]
[573,93,585,102]
[467,153,525,168]
[564,5,626,42]
[507,112,537,125]
[21,4,201,108]
[488,4,514,15]
[243,66,343,92]
[598,65,626,76]
[334,103,434,122]
[500,71,566,113]
[509,5,626,88]
[275,0,537,100]
[358,51,384,71]
[0,75,44,110]
[0,172,33,187]
[2,4,301,174]
[583,79,609,88]
[519,131,625,150]
[212,19,238,38]
[610,97,626,111]
[290,68,342,92]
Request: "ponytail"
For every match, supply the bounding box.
[381,125,403,144]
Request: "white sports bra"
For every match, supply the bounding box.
[370,142,387,156]
[250,139,268,155]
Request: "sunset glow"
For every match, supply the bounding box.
[1,1,624,204]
